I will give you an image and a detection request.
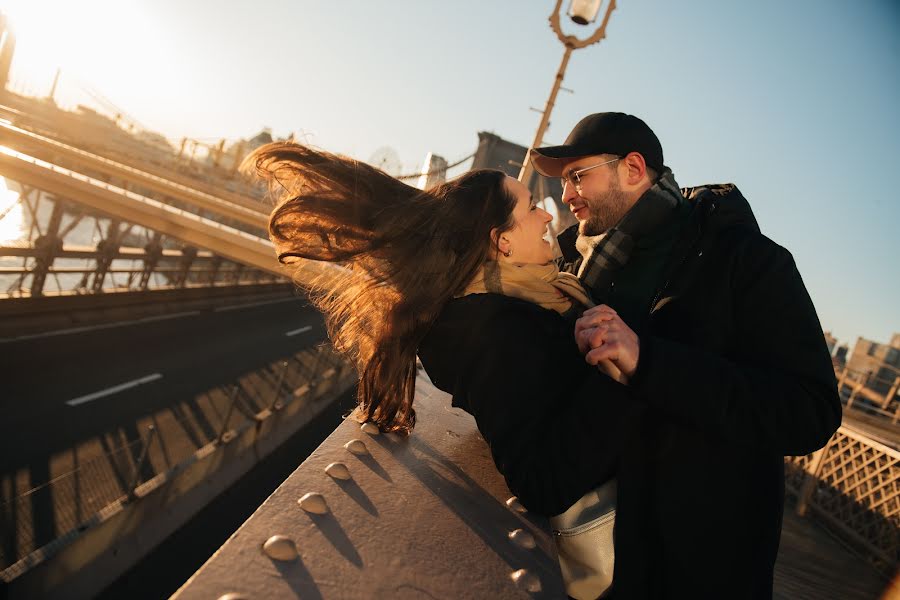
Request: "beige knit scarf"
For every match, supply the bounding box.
[459,260,627,383]
[460,261,593,314]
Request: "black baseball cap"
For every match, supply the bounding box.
[530,112,665,177]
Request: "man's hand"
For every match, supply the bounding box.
[575,305,641,379]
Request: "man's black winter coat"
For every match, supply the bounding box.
[419,185,841,599]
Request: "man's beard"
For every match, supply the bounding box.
[579,179,631,236]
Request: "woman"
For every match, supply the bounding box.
[247,143,639,598]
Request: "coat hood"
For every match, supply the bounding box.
[681,183,760,235]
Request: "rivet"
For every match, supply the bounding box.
[298,492,329,514]
[262,535,298,561]
[361,422,380,435]
[325,462,351,480]
[506,496,526,513]
[508,528,536,549]
[510,568,541,593]
[344,439,369,455]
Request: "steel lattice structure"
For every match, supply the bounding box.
[786,426,900,574]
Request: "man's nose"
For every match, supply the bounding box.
[561,182,578,205]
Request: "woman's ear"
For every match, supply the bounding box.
[491,227,510,258]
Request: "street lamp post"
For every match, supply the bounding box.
[518,0,618,187]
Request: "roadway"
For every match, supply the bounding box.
[0,296,328,477]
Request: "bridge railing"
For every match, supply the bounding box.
[169,374,566,600]
[0,243,279,297]
[835,365,900,424]
[0,343,352,574]
[169,378,900,599]
[785,424,899,574]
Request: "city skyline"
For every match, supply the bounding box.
[2,0,898,344]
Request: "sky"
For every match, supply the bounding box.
[2,0,899,346]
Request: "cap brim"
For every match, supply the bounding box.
[529,146,592,177]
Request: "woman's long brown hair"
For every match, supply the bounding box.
[246,143,517,434]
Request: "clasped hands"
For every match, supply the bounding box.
[575,305,640,384]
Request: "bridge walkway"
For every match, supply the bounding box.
[776,501,891,599]
[169,376,894,600]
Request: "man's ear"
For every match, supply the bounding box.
[621,152,648,186]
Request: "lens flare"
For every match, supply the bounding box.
[0,175,24,244]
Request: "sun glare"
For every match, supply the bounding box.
[2,0,157,99]
[0,176,24,244]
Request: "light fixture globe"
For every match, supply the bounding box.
[568,0,603,25]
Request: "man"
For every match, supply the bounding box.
[530,112,841,599]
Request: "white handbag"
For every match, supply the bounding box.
[549,479,617,600]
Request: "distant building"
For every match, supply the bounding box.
[472,131,529,177]
[823,331,838,355]
[472,132,577,236]
[846,334,900,394]
[209,128,278,171]
[416,152,448,190]
[833,344,848,369]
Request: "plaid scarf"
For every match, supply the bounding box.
[576,169,684,298]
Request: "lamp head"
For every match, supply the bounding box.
[567,0,603,25]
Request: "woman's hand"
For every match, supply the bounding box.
[575,305,641,380]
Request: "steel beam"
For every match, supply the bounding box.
[0,148,336,283]
[0,121,269,229]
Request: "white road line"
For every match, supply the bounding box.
[66,373,163,407]
[0,311,202,344]
[137,311,203,325]
[214,297,299,313]
[285,325,313,337]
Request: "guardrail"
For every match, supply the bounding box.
[170,374,566,600]
[171,377,899,600]
[836,366,900,423]
[786,425,899,574]
[0,343,354,583]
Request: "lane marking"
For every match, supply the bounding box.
[0,311,202,344]
[285,325,313,337]
[214,297,300,313]
[66,373,163,407]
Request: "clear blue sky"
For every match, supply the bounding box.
[5,0,899,345]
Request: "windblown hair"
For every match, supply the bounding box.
[245,143,517,434]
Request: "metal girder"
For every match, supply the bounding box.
[0,106,264,210]
[29,200,64,296]
[0,243,219,260]
[0,148,293,278]
[0,121,269,229]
